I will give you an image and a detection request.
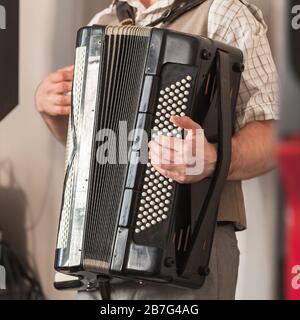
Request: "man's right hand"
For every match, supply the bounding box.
[35,65,74,145]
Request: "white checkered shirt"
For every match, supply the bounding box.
[89,0,279,130]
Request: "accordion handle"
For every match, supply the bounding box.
[181,50,233,278]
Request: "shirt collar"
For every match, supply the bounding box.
[119,0,175,15]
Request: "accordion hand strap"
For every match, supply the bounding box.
[181,50,233,278]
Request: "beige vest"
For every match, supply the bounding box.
[94,0,247,230]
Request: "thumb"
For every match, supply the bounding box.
[171,116,201,130]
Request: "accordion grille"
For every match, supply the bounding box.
[83,26,151,273]
[57,46,86,249]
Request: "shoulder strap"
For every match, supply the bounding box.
[147,0,208,27]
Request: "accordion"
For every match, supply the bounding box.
[55,25,243,291]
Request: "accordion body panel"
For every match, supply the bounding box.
[55,25,243,290]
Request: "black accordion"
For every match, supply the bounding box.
[55,25,243,291]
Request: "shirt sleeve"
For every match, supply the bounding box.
[208,0,280,130]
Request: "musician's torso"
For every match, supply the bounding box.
[90,0,247,230]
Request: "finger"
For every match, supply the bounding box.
[151,163,181,182]
[149,143,184,165]
[51,81,73,94]
[153,135,184,153]
[42,104,71,117]
[150,151,186,172]
[48,70,74,83]
[171,116,201,130]
[51,106,71,116]
[49,95,71,106]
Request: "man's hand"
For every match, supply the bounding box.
[35,65,74,145]
[149,116,217,184]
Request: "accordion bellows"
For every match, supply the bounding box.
[55,25,243,290]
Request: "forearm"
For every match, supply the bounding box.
[42,114,69,146]
[228,120,277,181]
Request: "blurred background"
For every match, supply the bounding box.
[0,0,288,300]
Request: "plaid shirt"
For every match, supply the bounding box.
[90,0,279,130]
